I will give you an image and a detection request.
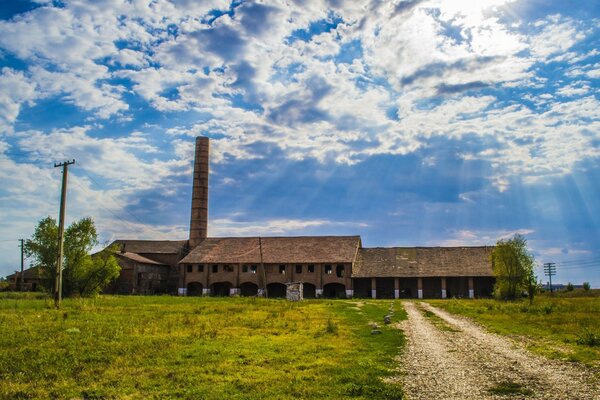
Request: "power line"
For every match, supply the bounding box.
[558,256,600,265]
[69,169,183,244]
[558,259,600,267]
[557,264,600,270]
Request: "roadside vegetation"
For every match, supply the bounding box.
[429,291,600,367]
[24,216,120,298]
[0,294,405,399]
[490,234,536,302]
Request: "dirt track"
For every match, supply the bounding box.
[395,301,600,400]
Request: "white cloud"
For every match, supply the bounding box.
[22,127,186,188]
[0,68,38,133]
[529,15,586,59]
[556,81,590,97]
[210,217,367,237]
[0,0,597,192]
[434,228,535,246]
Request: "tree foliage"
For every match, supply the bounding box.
[24,217,120,297]
[491,234,536,301]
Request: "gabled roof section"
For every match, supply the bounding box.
[180,236,361,265]
[116,252,167,266]
[5,266,41,280]
[110,240,187,255]
[353,246,494,277]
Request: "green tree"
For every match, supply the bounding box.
[491,234,536,301]
[24,216,120,297]
[583,282,591,291]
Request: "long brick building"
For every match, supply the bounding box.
[106,137,494,299]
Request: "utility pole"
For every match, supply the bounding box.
[19,239,24,291]
[54,160,75,308]
[543,262,556,293]
[259,237,268,298]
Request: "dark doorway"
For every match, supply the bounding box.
[323,283,346,298]
[399,278,418,298]
[187,282,203,296]
[474,277,495,297]
[267,283,286,298]
[353,278,371,298]
[446,277,469,298]
[376,278,395,299]
[422,277,442,299]
[303,283,316,299]
[240,282,258,296]
[211,281,232,297]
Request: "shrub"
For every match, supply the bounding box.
[566,282,574,292]
[576,330,600,347]
[325,318,338,335]
[583,282,591,291]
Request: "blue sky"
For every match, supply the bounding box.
[0,0,599,286]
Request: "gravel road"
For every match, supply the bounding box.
[395,301,600,400]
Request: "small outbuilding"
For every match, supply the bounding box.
[286,282,304,301]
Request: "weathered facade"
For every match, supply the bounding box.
[6,266,42,291]
[108,136,495,298]
[352,247,495,299]
[179,236,359,298]
[103,240,187,295]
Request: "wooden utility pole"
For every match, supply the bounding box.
[19,239,24,291]
[543,262,556,293]
[259,237,268,298]
[54,160,75,308]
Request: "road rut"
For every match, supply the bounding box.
[395,301,599,399]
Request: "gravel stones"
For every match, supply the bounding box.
[393,301,600,400]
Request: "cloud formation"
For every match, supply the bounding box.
[0,0,599,284]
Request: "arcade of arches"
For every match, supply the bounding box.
[183,277,493,298]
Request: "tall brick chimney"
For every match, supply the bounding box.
[189,136,209,249]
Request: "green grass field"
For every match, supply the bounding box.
[428,292,600,367]
[0,294,406,400]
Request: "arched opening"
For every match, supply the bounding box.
[240,282,258,297]
[187,281,203,296]
[323,283,346,299]
[210,281,232,297]
[303,282,316,299]
[266,283,286,298]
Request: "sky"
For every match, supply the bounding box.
[0,0,599,287]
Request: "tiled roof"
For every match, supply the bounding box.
[110,240,187,254]
[352,246,494,277]
[180,236,361,264]
[116,252,166,265]
[5,266,41,280]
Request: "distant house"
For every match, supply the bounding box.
[5,266,42,291]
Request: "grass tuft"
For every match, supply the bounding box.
[576,330,600,347]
